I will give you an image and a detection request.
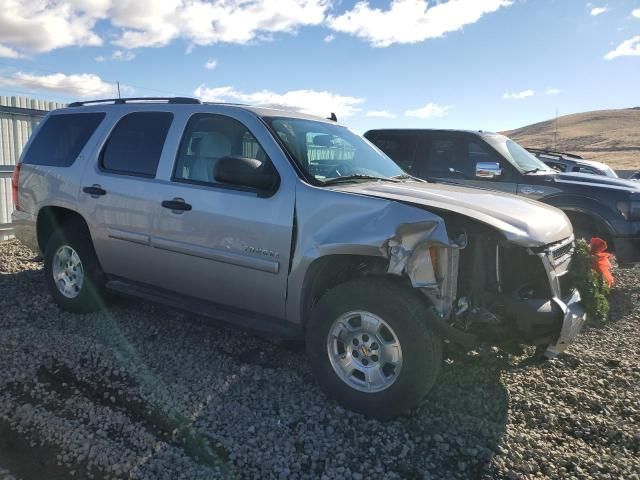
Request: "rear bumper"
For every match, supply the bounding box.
[544,289,587,358]
[612,236,640,265]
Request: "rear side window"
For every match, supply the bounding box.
[23,113,105,167]
[370,134,420,173]
[101,112,173,177]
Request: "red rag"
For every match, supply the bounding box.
[589,237,614,287]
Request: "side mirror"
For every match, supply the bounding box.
[476,162,503,179]
[213,156,279,192]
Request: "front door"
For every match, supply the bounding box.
[149,113,294,319]
[416,134,518,194]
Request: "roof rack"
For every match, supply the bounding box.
[68,97,201,107]
[526,148,583,160]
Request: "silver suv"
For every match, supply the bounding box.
[12,98,586,418]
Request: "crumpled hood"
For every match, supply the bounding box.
[332,181,573,247]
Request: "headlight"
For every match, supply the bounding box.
[617,196,640,221]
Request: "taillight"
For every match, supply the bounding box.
[11,163,21,211]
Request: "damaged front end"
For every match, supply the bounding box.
[385,223,587,359]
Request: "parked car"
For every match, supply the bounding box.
[364,129,640,265]
[526,148,618,178]
[12,98,584,418]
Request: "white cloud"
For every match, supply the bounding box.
[204,59,218,70]
[194,84,365,118]
[324,34,335,43]
[0,0,331,55]
[605,35,640,59]
[0,71,130,98]
[546,88,561,95]
[327,0,512,47]
[366,110,397,118]
[0,0,102,55]
[96,49,136,62]
[632,9,640,18]
[590,7,609,16]
[0,44,21,58]
[110,0,331,49]
[112,49,135,61]
[404,102,453,118]
[502,89,535,100]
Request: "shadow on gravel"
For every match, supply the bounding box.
[0,418,106,480]
[605,267,640,325]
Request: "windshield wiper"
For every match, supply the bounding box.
[523,168,543,175]
[322,174,400,186]
[391,173,426,182]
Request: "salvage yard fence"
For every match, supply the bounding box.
[0,96,65,241]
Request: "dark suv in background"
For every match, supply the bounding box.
[364,129,640,264]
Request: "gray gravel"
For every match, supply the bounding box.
[0,239,638,480]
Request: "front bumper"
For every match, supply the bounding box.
[544,289,587,358]
[612,236,640,265]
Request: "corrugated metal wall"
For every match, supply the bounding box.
[0,96,65,240]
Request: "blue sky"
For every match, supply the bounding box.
[0,0,639,133]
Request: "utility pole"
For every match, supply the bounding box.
[116,81,121,99]
[554,108,558,150]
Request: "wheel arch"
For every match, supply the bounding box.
[299,254,394,329]
[543,195,616,240]
[36,206,92,253]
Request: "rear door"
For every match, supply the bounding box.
[147,112,295,319]
[78,110,175,286]
[366,132,421,175]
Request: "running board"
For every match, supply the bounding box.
[106,279,302,339]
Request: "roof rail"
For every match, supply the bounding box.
[68,97,201,107]
[526,148,583,160]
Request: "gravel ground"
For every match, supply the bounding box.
[0,240,638,480]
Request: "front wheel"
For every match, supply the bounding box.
[306,277,442,418]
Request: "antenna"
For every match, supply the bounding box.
[116,81,121,99]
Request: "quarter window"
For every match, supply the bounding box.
[23,113,105,167]
[174,114,275,188]
[101,112,173,177]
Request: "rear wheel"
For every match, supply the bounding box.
[306,277,442,418]
[44,226,106,313]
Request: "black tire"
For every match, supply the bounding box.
[43,224,106,313]
[306,277,443,419]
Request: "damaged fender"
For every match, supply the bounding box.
[286,183,455,325]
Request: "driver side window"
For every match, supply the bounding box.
[173,114,272,187]
[467,141,507,180]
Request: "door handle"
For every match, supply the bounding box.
[161,198,192,212]
[83,185,106,196]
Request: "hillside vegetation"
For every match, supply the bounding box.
[502,108,640,171]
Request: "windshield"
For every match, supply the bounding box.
[484,135,553,173]
[264,117,405,184]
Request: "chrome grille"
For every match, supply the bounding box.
[552,242,574,261]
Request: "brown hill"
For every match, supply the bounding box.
[502,108,640,171]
